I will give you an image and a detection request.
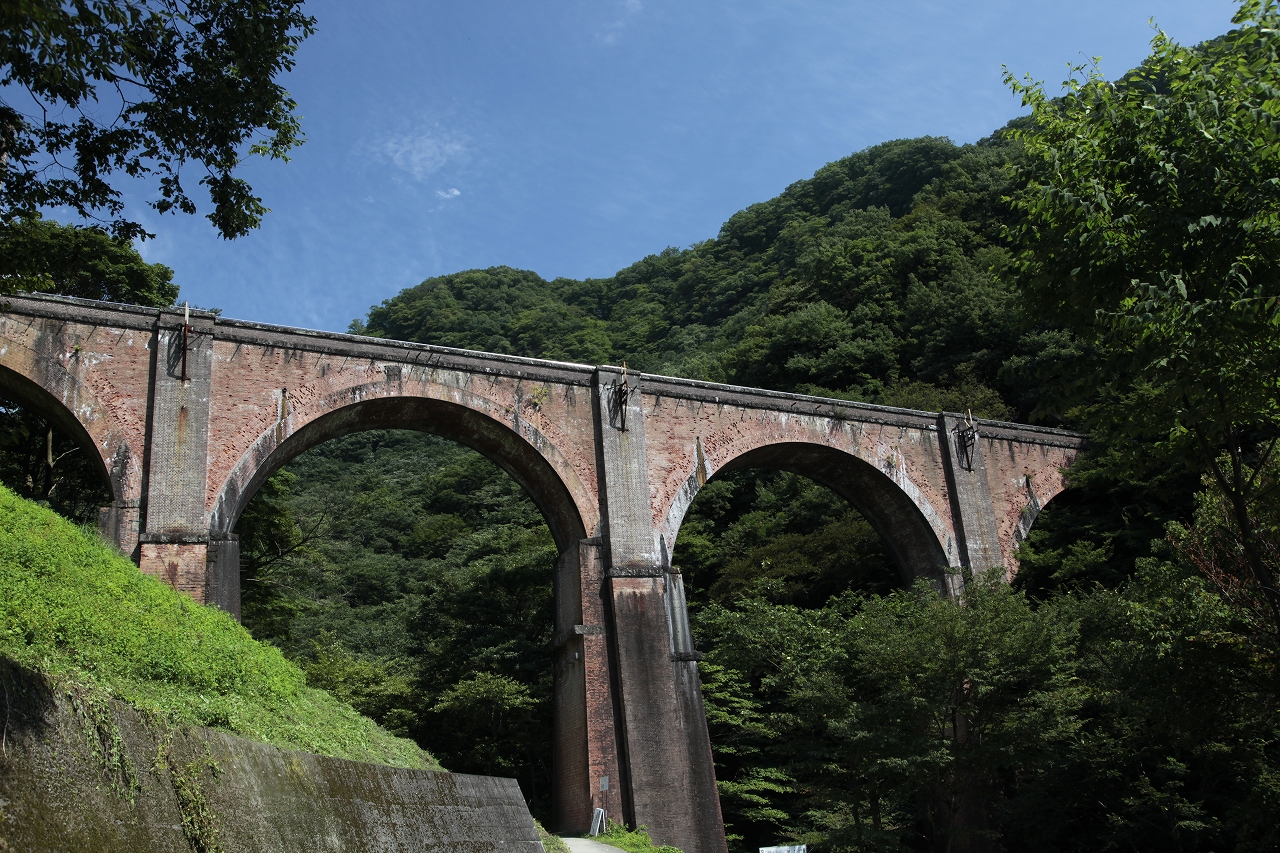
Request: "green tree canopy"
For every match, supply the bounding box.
[0,217,178,303]
[0,0,314,240]
[1008,0,1280,628]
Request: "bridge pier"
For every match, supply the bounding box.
[134,309,231,610]
[594,367,728,853]
[938,413,1005,575]
[553,540,626,833]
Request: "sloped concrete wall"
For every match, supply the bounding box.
[0,663,542,853]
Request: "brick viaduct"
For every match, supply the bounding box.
[0,293,1084,853]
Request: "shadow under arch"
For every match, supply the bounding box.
[209,395,588,552]
[0,362,122,504]
[672,441,953,589]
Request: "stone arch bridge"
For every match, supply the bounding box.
[0,293,1084,853]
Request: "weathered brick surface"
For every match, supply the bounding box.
[138,542,210,603]
[579,542,624,825]
[976,429,1078,572]
[146,313,215,535]
[0,294,1086,853]
[203,329,602,549]
[642,385,960,575]
[0,307,152,506]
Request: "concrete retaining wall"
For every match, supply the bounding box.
[0,662,542,852]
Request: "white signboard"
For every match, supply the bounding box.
[760,846,806,853]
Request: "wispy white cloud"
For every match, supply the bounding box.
[436,188,461,199]
[375,125,468,182]
[598,0,643,44]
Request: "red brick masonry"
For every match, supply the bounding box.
[0,293,1085,853]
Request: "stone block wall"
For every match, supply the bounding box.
[0,662,542,853]
[137,541,210,604]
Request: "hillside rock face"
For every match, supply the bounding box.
[0,663,541,852]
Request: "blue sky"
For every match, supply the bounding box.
[124,1,1236,333]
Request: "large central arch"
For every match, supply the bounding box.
[209,395,588,551]
[663,441,954,590]
[205,391,593,832]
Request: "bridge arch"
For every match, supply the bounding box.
[1007,472,1075,570]
[0,353,138,506]
[660,440,955,589]
[206,381,595,837]
[209,388,589,552]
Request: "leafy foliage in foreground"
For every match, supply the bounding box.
[698,566,1280,852]
[1010,0,1280,637]
[0,484,436,769]
[0,0,315,241]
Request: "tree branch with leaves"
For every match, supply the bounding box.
[1006,0,1280,634]
[0,0,315,241]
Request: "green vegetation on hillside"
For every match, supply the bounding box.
[4,4,1280,851]
[0,218,180,306]
[0,484,437,770]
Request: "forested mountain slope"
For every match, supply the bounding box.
[0,117,1246,853]
[231,128,1205,844]
[353,132,1052,421]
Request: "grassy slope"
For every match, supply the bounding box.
[597,823,685,853]
[0,485,439,770]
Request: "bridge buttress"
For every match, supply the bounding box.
[136,309,234,612]
[593,367,727,853]
[938,412,1005,577]
[97,499,142,560]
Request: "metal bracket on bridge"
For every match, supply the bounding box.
[952,410,977,471]
[612,361,631,431]
[552,623,604,651]
[180,302,190,382]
